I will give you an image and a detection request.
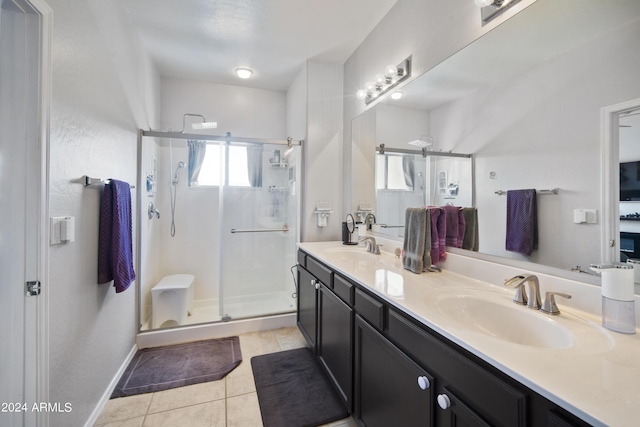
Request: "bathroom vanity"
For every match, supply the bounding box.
[297,241,640,427]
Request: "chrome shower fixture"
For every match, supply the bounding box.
[172,161,186,184]
[182,113,217,133]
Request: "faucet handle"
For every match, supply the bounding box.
[541,292,572,315]
[504,275,528,306]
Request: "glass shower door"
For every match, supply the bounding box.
[218,140,300,321]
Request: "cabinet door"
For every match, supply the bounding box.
[297,266,317,349]
[355,315,434,427]
[436,387,491,427]
[318,284,354,412]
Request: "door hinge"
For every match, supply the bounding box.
[26,281,41,296]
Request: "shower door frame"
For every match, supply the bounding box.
[137,130,303,330]
[217,134,302,322]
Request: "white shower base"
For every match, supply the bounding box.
[141,290,296,331]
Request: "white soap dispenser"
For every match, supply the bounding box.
[590,263,636,334]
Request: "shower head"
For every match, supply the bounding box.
[172,162,186,184]
[182,113,217,133]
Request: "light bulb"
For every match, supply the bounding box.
[235,68,253,79]
[356,89,367,100]
[384,64,398,78]
[375,74,386,85]
[365,81,375,92]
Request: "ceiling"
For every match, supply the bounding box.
[121,0,397,91]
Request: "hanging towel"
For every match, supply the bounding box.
[428,207,446,264]
[505,189,538,256]
[443,205,466,248]
[462,207,479,251]
[402,208,431,273]
[98,179,136,293]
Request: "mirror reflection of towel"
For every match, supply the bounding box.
[402,208,431,273]
[505,189,538,256]
[462,208,479,251]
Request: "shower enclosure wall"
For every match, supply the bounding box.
[137,131,301,331]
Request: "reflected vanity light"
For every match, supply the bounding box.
[475,0,521,25]
[356,57,411,105]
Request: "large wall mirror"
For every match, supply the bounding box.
[351,0,640,279]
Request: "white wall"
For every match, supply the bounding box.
[304,60,344,241]
[430,16,640,268]
[47,0,160,426]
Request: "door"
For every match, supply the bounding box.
[219,139,300,320]
[0,0,48,426]
[296,265,317,349]
[354,316,435,427]
[318,284,353,411]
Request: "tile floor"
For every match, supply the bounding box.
[94,327,358,427]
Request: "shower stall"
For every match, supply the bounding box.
[137,128,302,332]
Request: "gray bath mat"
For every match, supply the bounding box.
[111,336,242,398]
[251,347,349,427]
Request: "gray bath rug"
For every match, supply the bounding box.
[251,347,349,427]
[111,336,242,398]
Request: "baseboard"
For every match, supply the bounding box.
[84,343,138,427]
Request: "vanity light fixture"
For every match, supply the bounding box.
[475,0,521,25]
[356,57,411,105]
[235,67,253,79]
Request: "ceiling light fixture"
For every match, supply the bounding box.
[356,57,411,105]
[390,91,403,100]
[235,68,253,79]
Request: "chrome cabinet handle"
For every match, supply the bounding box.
[437,394,451,410]
[417,375,430,390]
[311,279,320,290]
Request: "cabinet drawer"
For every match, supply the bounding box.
[354,289,385,331]
[334,274,355,306]
[307,256,333,288]
[387,310,527,427]
[297,250,307,268]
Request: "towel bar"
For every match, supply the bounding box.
[82,175,135,189]
[495,188,558,195]
[230,226,288,234]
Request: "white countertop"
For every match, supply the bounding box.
[298,241,640,427]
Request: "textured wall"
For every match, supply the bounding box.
[47,0,160,425]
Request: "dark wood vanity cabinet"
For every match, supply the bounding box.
[355,315,435,427]
[297,250,591,427]
[297,257,354,412]
[296,265,318,350]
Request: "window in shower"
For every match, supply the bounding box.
[191,143,252,187]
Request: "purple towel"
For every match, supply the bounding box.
[443,206,466,248]
[505,189,538,256]
[428,207,447,264]
[98,179,136,293]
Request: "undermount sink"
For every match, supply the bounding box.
[427,288,588,349]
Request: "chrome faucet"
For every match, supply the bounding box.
[504,274,542,310]
[364,213,376,229]
[359,236,381,254]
